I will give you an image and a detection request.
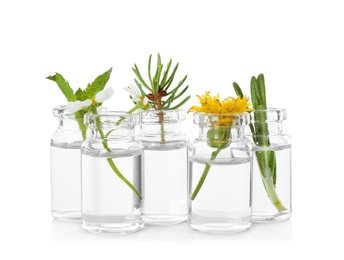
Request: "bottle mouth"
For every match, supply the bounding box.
[193,112,251,127]
[249,108,287,122]
[137,109,186,124]
[52,105,76,119]
[84,111,138,129]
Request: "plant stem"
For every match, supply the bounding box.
[191,149,220,200]
[256,149,286,211]
[91,107,142,200]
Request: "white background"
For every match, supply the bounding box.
[0,0,343,259]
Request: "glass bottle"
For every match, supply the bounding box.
[137,110,188,225]
[188,112,252,233]
[50,106,85,220]
[81,112,144,233]
[248,108,292,222]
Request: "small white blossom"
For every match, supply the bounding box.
[67,99,92,113]
[124,85,150,108]
[95,87,114,103]
[66,87,114,113]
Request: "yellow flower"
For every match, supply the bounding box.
[188,92,253,126]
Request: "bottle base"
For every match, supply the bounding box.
[189,222,251,233]
[82,221,144,234]
[52,210,81,221]
[146,215,187,225]
[252,211,291,223]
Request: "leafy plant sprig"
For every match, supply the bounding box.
[233,74,286,211]
[47,68,142,200]
[47,68,113,139]
[131,53,190,111]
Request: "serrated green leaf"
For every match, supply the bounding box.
[232,82,244,98]
[75,88,88,101]
[46,73,76,102]
[85,67,112,98]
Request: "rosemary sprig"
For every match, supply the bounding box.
[233,74,286,211]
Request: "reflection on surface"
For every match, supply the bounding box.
[52,220,292,242]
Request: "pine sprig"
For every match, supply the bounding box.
[131,53,190,110]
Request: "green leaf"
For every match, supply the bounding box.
[75,88,88,101]
[157,53,162,67]
[173,85,189,101]
[132,65,152,92]
[163,63,179,90]
[46,73,76,102]
[160,59,172,87]
[168,95,190,110]
[250,76,260,109]
[153,64,163,94]
[167,74,187,95]
[257,74,267,109]
[133,79,147,97]
[268,151,277,186]
[85,67,112,98]
[232,82,244,98]
[148,54,153,87]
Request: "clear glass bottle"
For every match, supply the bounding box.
[248,108,292,222]
[188,113,252,233]
[81,112,144,233]
[50,106,86,220]
[137,110,188,225]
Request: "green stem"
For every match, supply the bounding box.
[91,107,142,200]
[256,150,286,211]
[191,149,221,200]
[158,111,165,142]
[106,158,142,200]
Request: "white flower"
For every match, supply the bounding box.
[124,85,150,108]
[67,99,92,113]
[95,87,114,103]
[66,87,114,113]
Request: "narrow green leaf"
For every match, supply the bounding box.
[133,79,147,97]
[153,64,163,93]
[132,65,152,92]
[157,53,162,67]
[163,63,179,90]
[257,74,267,109]
[173,85,189,101]
[46,73,76,102]
[148,54,153,87]
[168,95,191,110]
[250,76,261,108]
[85,67,112,98]
[167,74,187,94]
[160,59,172,87]
[232,82,244,98]
[268,151,277,186]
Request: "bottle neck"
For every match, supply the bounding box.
[137,122,183,142]
[91,127,134,140]
[199,125,246,141]
[58,117,83,130]
[247,121,283,136]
